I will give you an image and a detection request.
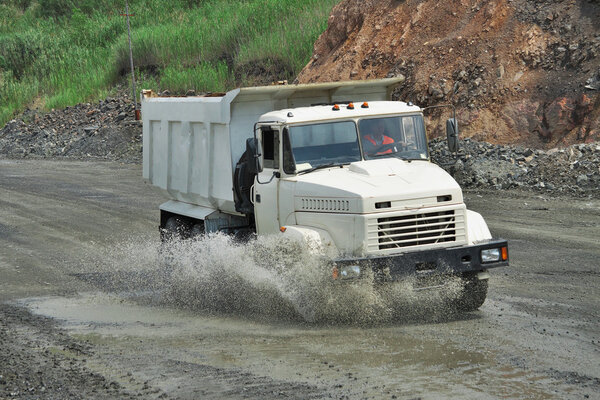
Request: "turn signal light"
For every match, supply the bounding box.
[361,102,369,108]
[501,246,508,261]
[332,266,339,280]
[332,104,340,111]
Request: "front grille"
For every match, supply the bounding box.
[369,209,464,251]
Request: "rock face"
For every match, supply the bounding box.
[297,0,600,148]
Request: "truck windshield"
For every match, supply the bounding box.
[359,115,428,160]
[287,121,361,172]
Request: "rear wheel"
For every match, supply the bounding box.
[233,228,255,243]
[162,216,191,242]
[190,222,205,239]
[453,274,488,312]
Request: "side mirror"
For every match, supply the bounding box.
[246,137,262,174]
[446,118,459,153]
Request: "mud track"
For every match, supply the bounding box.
[0,159,598,399]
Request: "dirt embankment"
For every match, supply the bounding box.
[0,90,142,164]
[297,0,600,148]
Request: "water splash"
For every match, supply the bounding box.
[91,234,466,324]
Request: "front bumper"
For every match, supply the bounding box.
[334,239,508,281]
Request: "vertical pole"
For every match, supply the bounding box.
[125,0,139,120]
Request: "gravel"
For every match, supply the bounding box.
[430,137,600,197]
[0,94,142,164]
[0,303,147,400]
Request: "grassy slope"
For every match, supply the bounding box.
[0,0,338,127]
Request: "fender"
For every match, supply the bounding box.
[466,209,492,244]
[279,225,338,257]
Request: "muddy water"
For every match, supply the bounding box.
[24,292,557,400]
[88,234,468,323]
[22,236,561,399]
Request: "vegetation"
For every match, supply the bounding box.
[0,0,338,126]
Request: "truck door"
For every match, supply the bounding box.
[253,127,280,235]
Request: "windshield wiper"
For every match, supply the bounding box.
[368,152,410,160]
[297,162,345,175]
[368,152,425,161]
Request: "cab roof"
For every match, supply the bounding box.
[258,101,422,125]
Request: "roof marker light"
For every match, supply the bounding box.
[361,102,369,108]
[332,104,340,111]
[347,102,355,110]
[287,112,294,117]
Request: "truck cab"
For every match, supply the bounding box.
[252,101,457,251]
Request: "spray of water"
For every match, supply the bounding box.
[92,234,466,324]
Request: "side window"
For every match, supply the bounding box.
[261,129,279,169]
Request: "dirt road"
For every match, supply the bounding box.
[0,159,598,399]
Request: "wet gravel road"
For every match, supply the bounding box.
[0,159,599,399]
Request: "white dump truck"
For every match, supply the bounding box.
[142,78,508,310]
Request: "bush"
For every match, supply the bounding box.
[159,62,232,93]
[5,0,32,11]
[76,0,124,16]
[0,31,42,79]
[35,0,73,18]
[0,0,339,128]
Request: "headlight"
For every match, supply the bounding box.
[332,265,361,280]
[340,265,361,279]
[481,248,501,263]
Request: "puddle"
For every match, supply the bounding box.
[14,234,572,398]
[22,293,559,399]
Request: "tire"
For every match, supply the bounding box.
[233,228,255,243]
[190,222,205,239]
[453,275,488,312]
[162,216,191,242]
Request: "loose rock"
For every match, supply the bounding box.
[430,138,600,197]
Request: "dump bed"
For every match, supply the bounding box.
[141,78,404,214]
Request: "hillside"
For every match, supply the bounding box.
[297,0,600,148]
[0,0,337,126]
[3,0,599,149]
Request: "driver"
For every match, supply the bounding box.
[362,119,395,156]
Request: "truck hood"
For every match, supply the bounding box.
[290,158,462,213]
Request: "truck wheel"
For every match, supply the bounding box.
[233,228,255,243]
[190,222,205,239]
[453,275,488,312]
[162,216,191,241]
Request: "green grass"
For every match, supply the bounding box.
[0,0,338,126]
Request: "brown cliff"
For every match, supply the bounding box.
[297,0,600,148]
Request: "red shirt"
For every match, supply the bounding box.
[364,134,394,154]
